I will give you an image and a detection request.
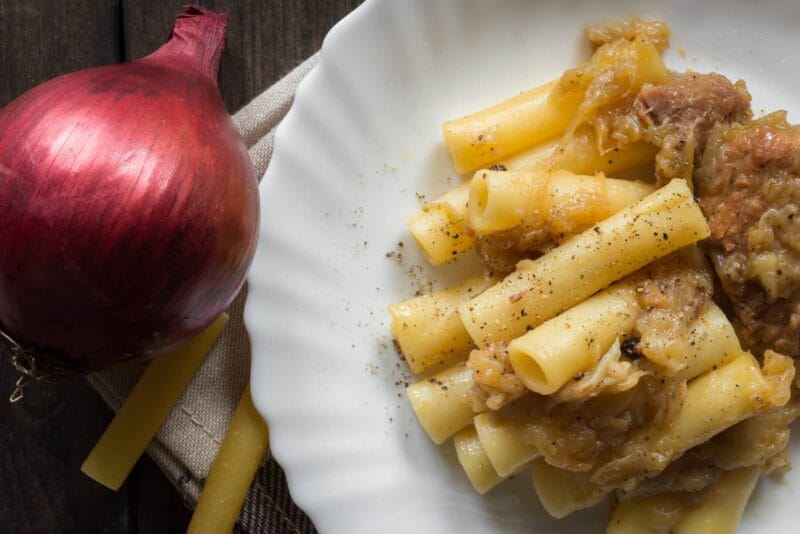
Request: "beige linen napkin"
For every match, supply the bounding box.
[87,53,320,534]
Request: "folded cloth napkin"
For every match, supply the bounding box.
[87,53,320,534]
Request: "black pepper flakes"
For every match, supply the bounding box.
[620,337,642,359]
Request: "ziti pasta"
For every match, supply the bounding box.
[389,16,800,534]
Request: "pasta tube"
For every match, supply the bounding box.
[653,353,791,466]
[81,314,228,490]
[473,412,538,477]
[389,276,493,374]
[407,182,473,265]
[539,351,792,519]
[595,352,794,489]
[467,169,547,235]
[531,460,605,519]
[468,169,654,236]
[675,302,742,381]
[453,426,504,495]
[502,132,657,177]
[673,466,760,534]
[607,492,686,534]
[444,35,669,173]
[187,386,269,534]
[544,171,655,234]
[459,179,710,348]
[607,467,760,534]
[443,80,578,173]
[498,138,558,173]
[508,283,639,394]
[406,364,474,444]
[410,143,654,265]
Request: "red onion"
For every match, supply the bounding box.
[0,6,258,376]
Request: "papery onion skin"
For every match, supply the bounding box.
[0,7,258,372]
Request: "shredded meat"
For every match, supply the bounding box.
[632,247,713,372]
[694,113,800,356]
[633,72,752,184]
[475,232,547,276]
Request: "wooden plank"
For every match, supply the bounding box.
[0,2,132,530]
[119,1,182,63]
[0,0,122,107]
[0,358,133,532]
[122,0,363,113]
[0,356,192,534]
[201,0,364,112]
[133,456,193,534]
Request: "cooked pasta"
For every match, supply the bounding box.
[391,15,800,533]
[592,352,794,491]
[531,459,605,519]
[453,426,504,494]
[500,129,658,177]
[406,364,474,444]
[507,282,639,394]
[409,168,653,268]
[468,169,653,236]
[407,182,472,266]
[672,466,760,534]
[606,466,760,534]
[442,79,573,174]
[389,275,494,373]
[459,178,709,348]
[443,19,669,173]
[607,491,686,534]
[473,412,538,477]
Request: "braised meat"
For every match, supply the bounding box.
[634,72,752,184]
[694,112,800,356]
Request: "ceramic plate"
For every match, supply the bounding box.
[244,0,800,532]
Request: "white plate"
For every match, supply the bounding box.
[244,0,800,532]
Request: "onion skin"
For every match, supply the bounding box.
[0,7,259,372]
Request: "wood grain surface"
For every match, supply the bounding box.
[0,1,361,532]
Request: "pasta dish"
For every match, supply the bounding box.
[389,17,800,533]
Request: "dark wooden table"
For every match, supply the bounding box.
[0,1,360,532]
